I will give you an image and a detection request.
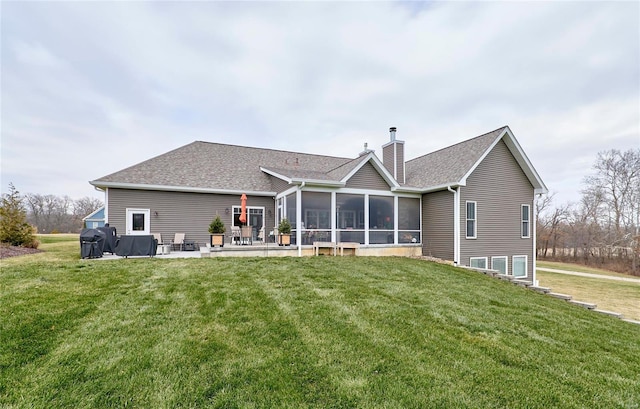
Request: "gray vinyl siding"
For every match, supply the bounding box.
[383,144,394,177]
[345,162,390,190]
[382,142,404,183]
[107,188,276,245]
[396,144,404,184]
[422,190,454,260]
[270,176,291,194]
[459,139,534,277]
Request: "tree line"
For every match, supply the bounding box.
[1,183,103,237]
[536,148,640,276]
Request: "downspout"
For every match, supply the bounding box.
[297,182,305,257]
[533,193,541,285]
[103,187,109,224]
[448,186,459,266]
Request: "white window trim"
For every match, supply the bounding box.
[521,204,530,238]
[491,256,508,275]
[466,201,477,239]
[232,206,266,231]
[125,208,150,235]
[512,255,528,278]
[469,257,488,269]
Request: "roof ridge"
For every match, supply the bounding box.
[194,140,353,161]
[326,155,365,174]
[406,126,507,164]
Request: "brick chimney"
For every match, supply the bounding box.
[382,127,405,184]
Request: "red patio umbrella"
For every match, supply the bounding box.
[239,194,247,225]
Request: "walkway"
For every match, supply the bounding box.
[537,267,640,284]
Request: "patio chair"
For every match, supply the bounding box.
[153,232,170,255]
[230,226,241,245]
[152,232,164,245]
[241,226,253,245]
[171,233,186,251]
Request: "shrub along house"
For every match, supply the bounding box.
[90,126,547,281]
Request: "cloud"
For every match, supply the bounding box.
[1,1,638,205]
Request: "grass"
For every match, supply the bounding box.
[538,260,637,279]
[536,260,640,321]
[1,237,639,408]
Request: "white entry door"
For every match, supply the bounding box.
[126,208,150,235]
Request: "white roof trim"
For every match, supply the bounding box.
[89,181,277,197]
[292,178,345,187]
[82,206,104,221]
[260,167,293,184]
[260,167,344,187]
[340,152,400,188]
[459,127,548,193]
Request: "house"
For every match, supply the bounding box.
[90,126,547,280]
[82,206,105,229]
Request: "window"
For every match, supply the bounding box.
[491,256,508,275]
[521,204,530,238]
[466,201,477,238]
[513,255,527,278]
[398,197,421,243]
[469,257,487,269]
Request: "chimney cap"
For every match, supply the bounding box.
[389,127,397,132]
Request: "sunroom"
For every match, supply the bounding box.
[276,188,421,247]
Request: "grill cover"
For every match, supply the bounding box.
[114,235,157,257]
[97,225,117,254]
[80,228,106,259]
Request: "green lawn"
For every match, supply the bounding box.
[538,260,637,279]
[1,238,639,408]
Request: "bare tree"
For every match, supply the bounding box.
[24,193,100,233]
[72,197,104,228]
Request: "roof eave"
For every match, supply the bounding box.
[291,178,346,187]
[89,181,277,197]
[260,167,293,184]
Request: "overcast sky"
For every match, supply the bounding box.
[2,1,638,208]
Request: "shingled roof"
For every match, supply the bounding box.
[405,127,507,189]
[91,142,353,194]
[91,126,547,194]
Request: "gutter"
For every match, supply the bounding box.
[89,181,277,197]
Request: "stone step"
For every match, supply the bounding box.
[513,280,532,287]
[568,300,597,310]
[622,319,640,325]
[496,274,515,281]
[530,286,551,294]
[593,309,623,319]
[548,292,572,300]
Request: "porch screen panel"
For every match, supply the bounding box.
[369,195,394,244]
[285,193,297,225]
[336,194,365,244]
[398,197,420,243]
[301,192,331,245]
[286,193,297,245]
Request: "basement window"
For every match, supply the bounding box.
[470,257,487,269]
[513,255,528,278]
[491,256,508,275]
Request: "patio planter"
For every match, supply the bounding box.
[210,234,225,247]
[278,234,291,246]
